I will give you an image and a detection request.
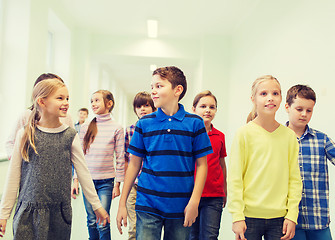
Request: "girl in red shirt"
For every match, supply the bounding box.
[190,90,227,240]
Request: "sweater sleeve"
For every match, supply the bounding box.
[227,129,246,222]
[5,110,29,160]
[285,136,302,223]
[114,127,125,182]
[71,135,102,211]
[0,130,24,219]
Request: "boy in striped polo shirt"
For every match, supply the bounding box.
[285,85,335,240]
[117,66,212,240]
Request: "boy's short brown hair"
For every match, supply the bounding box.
[133,91,156,115]
[286,84,316,106]
[79,108,89,114]
[152,66,187,101]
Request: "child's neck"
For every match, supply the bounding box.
[38,114,62,128]
[79,120,85,124]
[253,115,279,133]
[161,103,179,116]
[205,122,212,133]
[288,123,306,138]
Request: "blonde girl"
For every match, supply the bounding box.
[72,90,125,240]
[190,90,227,240]
[0,79,109,240]
[228,75,302,240]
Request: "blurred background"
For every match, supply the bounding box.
[1,0,335,239]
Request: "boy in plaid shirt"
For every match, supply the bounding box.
[124,92,156,240]
[285,85,335,240]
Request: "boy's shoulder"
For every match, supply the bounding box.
[306,126,330,139]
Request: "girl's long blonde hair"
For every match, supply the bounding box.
[21,79,66,161]
[247,75,281,123]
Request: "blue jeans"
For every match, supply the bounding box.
[189,197,223,240]
[245,217,284,240]
[293,227,332,240]
[136,211,191,240]
[83,178,114,240]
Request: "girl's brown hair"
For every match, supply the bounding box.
[83,90,114,154]
[192,90,217,108]
[133,91,156,116]
[247,75,281,123]
[21,79,66,161]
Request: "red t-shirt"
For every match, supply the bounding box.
[196,125,227,197]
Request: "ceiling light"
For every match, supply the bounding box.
[150,64,157,72]
[147,20,158,38]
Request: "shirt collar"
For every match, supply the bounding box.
[96,113,111,122]
[156,103,186,122]
[208,124,219,136]
[285,121,315,139]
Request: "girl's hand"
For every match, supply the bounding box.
[94,207,110,227]
[0,219,7,238]
[183,200,198,227]
[116,204,128,235]
[112,182,120,199]
[281,219,296,240]
[232,220,247,240]
[71,178,79,199]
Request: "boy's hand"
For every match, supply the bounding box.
[116,204,128,234]
[94,207,110,227]
[71,178,79,199]
[0,219,7,238]
[183,200,198,227]
[232,220,247,240]
[281,219,296,240]
[112,183,120,199]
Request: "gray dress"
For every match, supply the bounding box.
[13,127,76,240]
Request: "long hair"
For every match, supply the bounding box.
[83,90,114,154]
[21,79,66,161]
[247,75,281,123]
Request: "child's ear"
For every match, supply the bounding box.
[192,106,196,113]
[107,100,114,110]
[174,85,183,97]
[37,97,45,107]
[284,103,290,113]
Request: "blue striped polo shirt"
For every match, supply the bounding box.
[128,104,213,219]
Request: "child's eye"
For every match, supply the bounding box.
[261,92,267,96]
[210,106,216,109]
[199,105,206,108]
[296,108,302,112]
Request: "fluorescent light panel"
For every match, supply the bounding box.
[147,20,158,38]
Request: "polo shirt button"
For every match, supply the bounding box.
[167,129,171,132]
[168,118,172,121]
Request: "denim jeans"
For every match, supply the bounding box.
[83,178,114,240]
[244,217,284,240]
[189,197,223,240]
[293,227,332,240]
[136,211,191,240]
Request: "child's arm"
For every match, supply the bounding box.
[0,219,6,237]
[219,157,227,207]
[113,127,126,199]
[184,155,207,227]
[0,130,24,236]
[71,135,110,225]
[116,154,142,235]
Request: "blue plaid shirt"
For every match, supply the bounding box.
[125,124,136,163]
[294,124,335,230]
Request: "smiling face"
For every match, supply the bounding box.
[151,75,181,109]
[192,96,217,125]
[42,86,69,118]
[285,96,315,131]
[252,79,282,118]
[91,92,111,115]
[135,102,154,119]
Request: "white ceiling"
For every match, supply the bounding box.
[49,0,263,95]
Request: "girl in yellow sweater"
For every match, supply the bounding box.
[228,75,302,240]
